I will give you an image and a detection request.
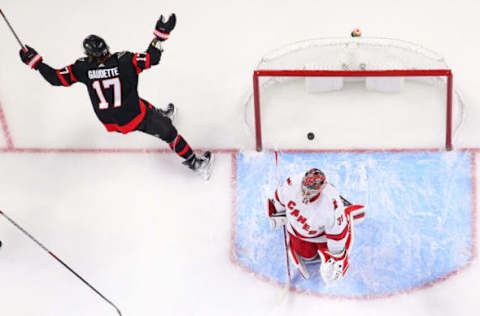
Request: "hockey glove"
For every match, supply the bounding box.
[267,199,287,229]
[318,248,349,283]
[154,14,176,41]
[19,45,42,70]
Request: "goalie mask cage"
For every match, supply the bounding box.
[249,36,465,152]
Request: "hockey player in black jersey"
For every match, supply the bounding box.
[19,14,213,179]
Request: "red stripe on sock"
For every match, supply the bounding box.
[178,144,190,156]
[169,135,180,149]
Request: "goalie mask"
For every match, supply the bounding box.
[302,168,326,202]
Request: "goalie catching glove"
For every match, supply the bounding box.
[318,248,350,283]
[267,199,287,229]
[154,13,176,41]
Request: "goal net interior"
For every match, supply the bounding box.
[244,36,465,151]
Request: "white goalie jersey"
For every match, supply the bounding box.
[271,174,350,255]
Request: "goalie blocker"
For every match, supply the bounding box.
[267,169,366,282]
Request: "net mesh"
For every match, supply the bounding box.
[256,37,447,71]
[244,36,466,149]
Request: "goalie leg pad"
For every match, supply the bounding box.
[288,239,310,279]
[318,206,357,283]
[288,233,318,260]
[288,233,331,279]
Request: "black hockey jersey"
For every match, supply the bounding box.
[36,43,162,134]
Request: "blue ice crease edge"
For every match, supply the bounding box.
[234,151,473,297]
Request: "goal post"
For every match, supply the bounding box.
[247,35,463,152]
[253,69,453,151]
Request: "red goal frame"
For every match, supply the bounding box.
[252,69,453,152]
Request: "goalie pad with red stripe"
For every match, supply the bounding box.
[319,204,365,282]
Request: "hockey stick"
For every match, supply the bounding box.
[266,151,292,314]
[274,151,291,286]
[340,195,352,207]
[0,210,123,316]
[0,10,26,50]
[281,227,291,279]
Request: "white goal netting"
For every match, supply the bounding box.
[243,36,466,151]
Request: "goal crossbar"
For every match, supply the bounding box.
[252,69,453,151]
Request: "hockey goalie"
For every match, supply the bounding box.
[267,168,366,283]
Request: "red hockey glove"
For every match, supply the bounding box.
[19,45,42,70]
[154,14,176,41]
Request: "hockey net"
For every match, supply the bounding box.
[244,36,465,151]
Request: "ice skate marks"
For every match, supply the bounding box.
[233,151,474,297]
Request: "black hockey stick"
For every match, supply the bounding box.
[0,9,26,49]
[340,195,352,207]
[0,210,123,316]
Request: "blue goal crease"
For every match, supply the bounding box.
[233,151,474,297]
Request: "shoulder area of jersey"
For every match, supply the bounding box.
[322,182,339,196]
[76,57,89,63]
[74,53,122,63]
[116,51,129,59]
[284,174,303,186]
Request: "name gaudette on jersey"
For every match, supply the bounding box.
[87,67,119,80]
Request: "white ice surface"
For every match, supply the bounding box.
[0,0,480,315]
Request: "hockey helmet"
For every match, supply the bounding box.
[83,34,109,58]
[302,168,326,201]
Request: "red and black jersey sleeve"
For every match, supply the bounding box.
[131,52,152,74]
[37,61,80,87]
[131,39,163,74]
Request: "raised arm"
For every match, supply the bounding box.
[19,46,78,87]
[130,13,176,74]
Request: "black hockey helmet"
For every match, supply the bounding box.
[83,34,109,58]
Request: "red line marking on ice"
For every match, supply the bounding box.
[0,147,237,154]
[277,148,448,153]
[1,97,478,300]
[0,103,14,149]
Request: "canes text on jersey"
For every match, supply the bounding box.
[287,201,319,235]
[88,67,119,80]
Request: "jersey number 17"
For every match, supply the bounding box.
[92,78,122,109]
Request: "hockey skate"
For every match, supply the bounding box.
[182,151,214,180]
[157,103,176,120]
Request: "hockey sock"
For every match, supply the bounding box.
[169,134,194,160]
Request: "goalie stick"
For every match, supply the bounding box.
[340,195,352,207]
[0,210,123,316]
[274,151,292,288]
